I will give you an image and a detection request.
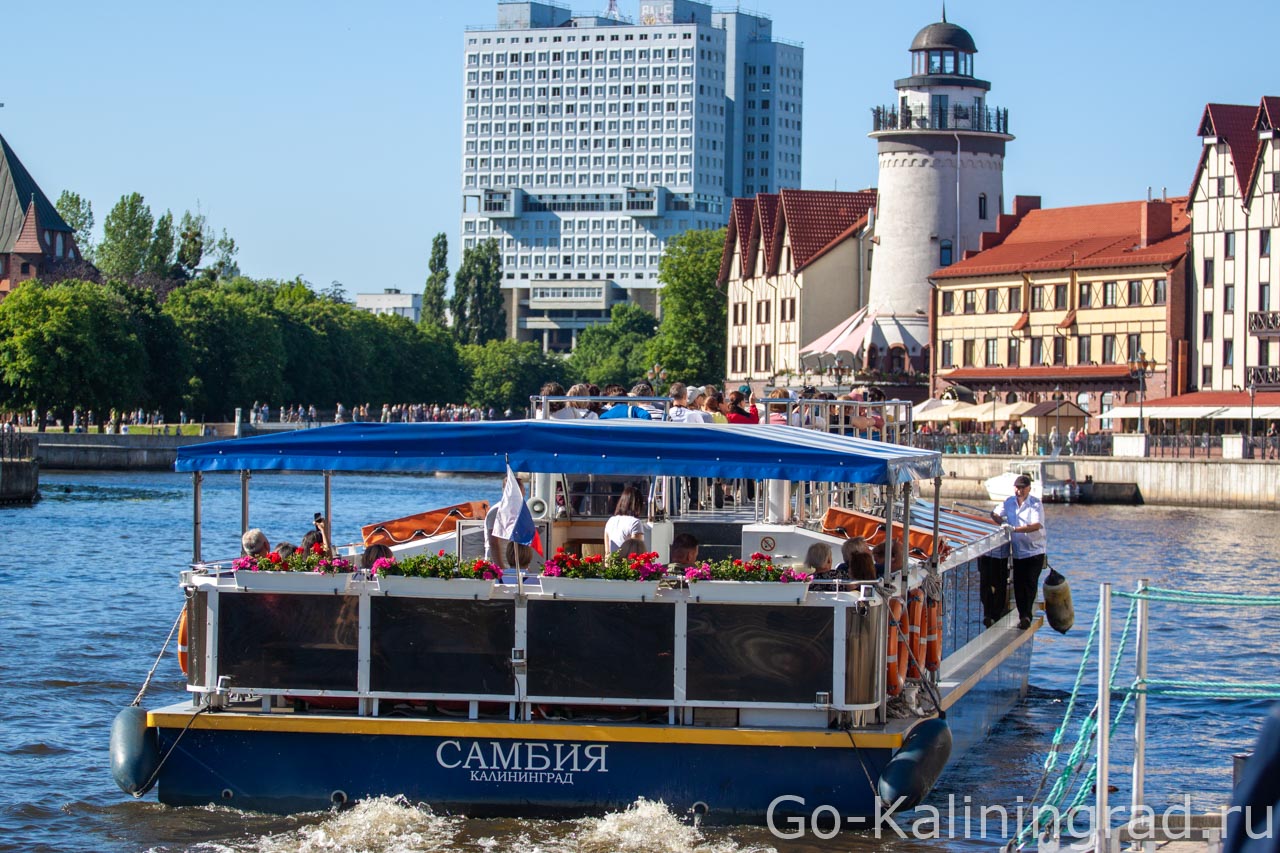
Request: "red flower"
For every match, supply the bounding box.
[310,542,325,554]
[268,551,282,564]
[438,549,447,557]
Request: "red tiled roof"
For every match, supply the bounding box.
[11,200,44,254]
[1139,390,1280,408]
[757,193,781,271]
[1257,97,1280,131]
[940,365,1136,383]
[719,196,763,284]
[777,189,877,271]
[797,211,873,272]
[932,198,1190,280]
[1191,102,1262,203]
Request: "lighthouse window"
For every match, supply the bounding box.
[940,239,953,267]
[943,51,955,74]
[929,50,943,74]
[978,193,988,220]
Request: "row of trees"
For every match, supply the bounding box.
[54,191,240,289]
[0,213,726,426]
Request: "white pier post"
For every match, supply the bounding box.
[1132,578,1149,826]
[1097,582,1112,853]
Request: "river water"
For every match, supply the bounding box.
[2,470,1277,853]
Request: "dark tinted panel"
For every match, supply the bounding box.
[217,593,358,691]
[687,604,833,702]
[370,599,515,695]
[527,601,675,699]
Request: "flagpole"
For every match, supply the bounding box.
[508,455,524,596]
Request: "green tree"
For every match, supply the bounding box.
[103,280,188,415]
[0,280,147,430]
[567,302,658,387]
[144,210,177,277]
[451,238,504,345]
[177,210,209,277]
[211,229,240,279]
[162,282,285,420]
[461,339,566,413]
[647,228,728,384]
[422,232,449,327]
[54,191,95,262]
[97,193,154,280]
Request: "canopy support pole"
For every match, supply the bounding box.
[324,472,334,554]
[239,471,250,547]
[192,472,203,564]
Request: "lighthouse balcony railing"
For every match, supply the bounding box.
[871,105,1009,135]
[1248,310,1280,338]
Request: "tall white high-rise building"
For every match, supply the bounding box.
[460,0,802,352]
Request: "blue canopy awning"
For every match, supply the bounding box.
[175,420,942,485]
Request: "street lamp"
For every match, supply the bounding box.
[1127,349,1156,434]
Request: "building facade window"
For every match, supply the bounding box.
[1079,282,1092,308]
[1102,334,1116,364]
[1103,281,1117,306]
[1008,287,1021,313]
[1029,337,1043,365]
[1225,283,1235,313]
[1203,258,1214,287]
[1203,312,1213,340]
[1262,229,1272,258]
[941,291,954,314]
[1261,282,1271,312]
[941,340,953,367]
[1078,334,1091,365]
[1030,287,1044,311]
[755,299,771,324]
[1223,339,1234,368]
[1224,231,1236,259]
[753,343,772,372]
[1154,278,1167,305]
[732,301,747,325]
[940,239,953,267]
[986,289,999,312]
[1055,283,1068,310]
[1053,337,1066,365]
[978,193,988,220]
[780,297,796,322]
[963,290,975,314]
[731,345,747,373]
[962,339,975,367]
[1126,333,1140,360]
[1127,280,1142,305]
[1007,338,1019,366]
[986,339,999,366]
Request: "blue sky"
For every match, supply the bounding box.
[3,0,1275,295]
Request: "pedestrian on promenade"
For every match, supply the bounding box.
[991,475,1046,630]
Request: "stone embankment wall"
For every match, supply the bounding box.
[32,433,221,471]
[937,455,1280,510]
[0,460,39,503]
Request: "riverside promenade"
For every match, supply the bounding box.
[21,428,1280,510]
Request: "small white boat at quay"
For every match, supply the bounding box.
[985,458,1082,504]
[110,398,1046,827]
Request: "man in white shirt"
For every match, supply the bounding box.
[991,475,1047,630]
[667,383,712,424]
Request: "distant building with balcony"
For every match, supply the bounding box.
[717,189,876,387]
[460,0,803,352]
[1187,97,1280,391]
[355,288,422,323]
[0,132,84,300]
[930,197,1191,431]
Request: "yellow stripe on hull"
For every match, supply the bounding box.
[146,711,903,749]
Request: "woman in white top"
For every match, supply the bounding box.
[604,483,646,553]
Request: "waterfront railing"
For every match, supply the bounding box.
[0,432,33,461]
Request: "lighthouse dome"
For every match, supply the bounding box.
[909,21,977,54]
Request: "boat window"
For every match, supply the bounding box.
[370,599,516,695]
[526,600,675,699]
[217,593,359,691]
[686,604,833,703]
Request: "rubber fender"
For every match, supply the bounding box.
[1042,569,1074,634]
[110,706,160,796]
[877,718,953,811]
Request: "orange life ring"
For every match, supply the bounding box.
[906,589,925,679]
[887,597,907,696]
[176,607,189,676]
[925,598,943,672]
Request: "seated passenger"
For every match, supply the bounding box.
[668,532,699,570]
[276,541,297,559]
[872,540,906,578]
[360,543,393,570]
[804,542,834,577]
[604,483,646,553]
[241,528,270,557]
[835,536,875,580]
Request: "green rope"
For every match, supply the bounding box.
[1114,587,1280,606]
[1144,678,1280,691]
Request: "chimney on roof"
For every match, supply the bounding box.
[1140,201,1173,248]
[1012,196,1041,218]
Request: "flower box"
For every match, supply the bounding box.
[232,572,355,594]
[375,575,496,599]
[538,577,663,601]
[689,580,811,604]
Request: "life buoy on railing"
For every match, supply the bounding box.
[887,597,906,696]
[176,608,189,676]
[906,589,925,680]
[925,598,942,672]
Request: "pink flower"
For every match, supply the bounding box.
[543,565,562,577]
[482,570,495,580]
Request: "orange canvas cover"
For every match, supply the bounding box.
[361,500,490,546]
[820,506,943,557]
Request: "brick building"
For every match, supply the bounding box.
[0,132,82,300]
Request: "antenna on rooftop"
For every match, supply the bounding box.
[606,0,619,18]
[941,2,947,22]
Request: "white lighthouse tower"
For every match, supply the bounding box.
[862,14,1012,375]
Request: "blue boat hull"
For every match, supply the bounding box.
[152,631,1033,825]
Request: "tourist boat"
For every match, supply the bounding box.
[110,412,1042,826]
[984,458,1082,504]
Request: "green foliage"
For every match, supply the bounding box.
[422,233,449,327]
[450,238,504,345]
[177,210,208,276]
[647,228,728,384]
[54,191,95,262]
[97,193,154,280]
[162,281,285,419]
[0,280,147,428]
[567,302,658,387]
[461,339,566,413]
[144,210,177,278]
[211,229,240,279]
[102,280,188,415]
